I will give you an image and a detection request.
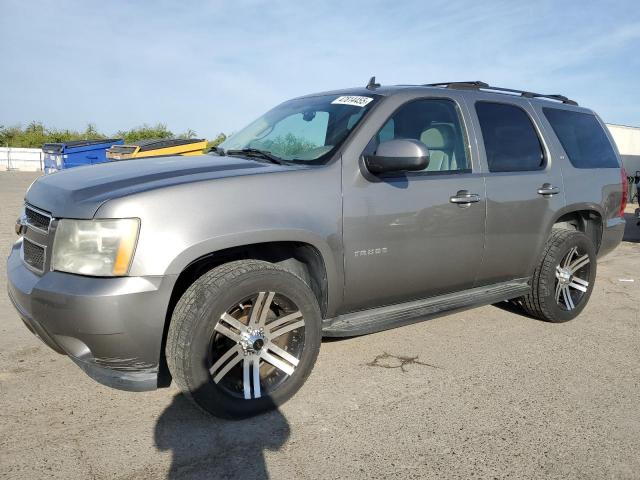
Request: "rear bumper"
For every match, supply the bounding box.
[599,216,626,258]
[7,241,176,392]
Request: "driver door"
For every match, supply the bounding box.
[341,96,486,311]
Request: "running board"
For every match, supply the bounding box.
[322,279,531,337]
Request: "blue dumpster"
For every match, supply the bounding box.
[43,139,124,174]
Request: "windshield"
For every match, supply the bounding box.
[219,94,379,164]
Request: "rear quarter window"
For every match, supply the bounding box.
[543,108,619,168]
[475,102,545,173]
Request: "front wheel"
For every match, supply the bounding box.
[166,260,322,418]
[521,229,597,323]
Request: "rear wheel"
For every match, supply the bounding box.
[166,260,322,418]
[521,229,597,322]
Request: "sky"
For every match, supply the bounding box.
[1,0,639,139]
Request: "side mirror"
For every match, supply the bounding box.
[363,139,429,174]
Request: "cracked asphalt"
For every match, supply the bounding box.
[1,171,639,479]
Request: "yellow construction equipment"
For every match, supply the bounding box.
[106,138,207,160]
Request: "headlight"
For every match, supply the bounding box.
[52,218,140,276]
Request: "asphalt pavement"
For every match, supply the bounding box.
[1,172,639,479]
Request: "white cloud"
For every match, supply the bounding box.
[1,0,638,134]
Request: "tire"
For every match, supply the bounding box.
[166,259,322,419]
[521,229,597,323]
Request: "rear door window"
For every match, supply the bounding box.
[476,102,545,172]
[543,108,618,168]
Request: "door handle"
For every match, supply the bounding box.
[537,183,560,197]
[450,190,481,206]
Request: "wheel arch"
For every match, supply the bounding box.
[550,205,604,253]
[157,237,335,387]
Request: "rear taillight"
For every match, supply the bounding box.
[620,167,628,217]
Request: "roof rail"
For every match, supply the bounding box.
[424,81,578,106]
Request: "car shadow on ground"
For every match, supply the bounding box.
[154,391,289,480]
[492,299,539,319]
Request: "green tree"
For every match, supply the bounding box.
[116,123,174,144]
[0,124,22,147]
[0,122,221,148]
[179,129,197,139]
[83,123,104,139]
[207,133,227,150]
[258,133,316,158]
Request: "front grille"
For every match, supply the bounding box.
[23,238,45,273]
[25,206,51,232]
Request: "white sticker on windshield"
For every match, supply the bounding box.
[331,95,373,107]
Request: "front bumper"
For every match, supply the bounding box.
[7,240,176,392]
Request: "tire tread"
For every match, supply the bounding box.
[166,260,287,399]
[521,229,593,322]
[165,259,320,418]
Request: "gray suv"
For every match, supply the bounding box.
[7,80,627,418]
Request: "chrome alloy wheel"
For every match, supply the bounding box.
[208,291,305,400]
[554,246,591,311]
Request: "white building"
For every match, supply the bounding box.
[607,124,640,175]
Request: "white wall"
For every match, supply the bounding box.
[606,124,640,174]
[0,147,43,172]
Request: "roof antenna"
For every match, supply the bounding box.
[366,76,380,90]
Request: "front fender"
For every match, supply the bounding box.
[93,163,344,313]
[164,228,342,317]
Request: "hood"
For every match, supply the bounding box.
[26,154,296,218]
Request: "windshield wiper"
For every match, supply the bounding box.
[209,146,225,155]
[225,148,288,165]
